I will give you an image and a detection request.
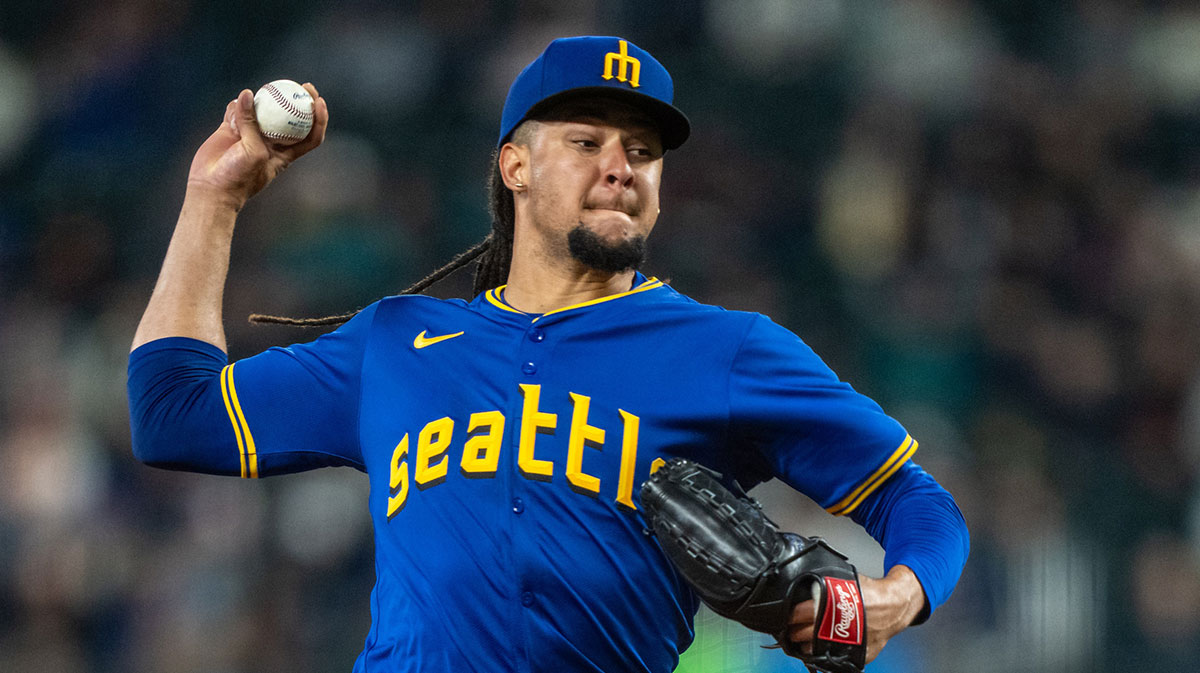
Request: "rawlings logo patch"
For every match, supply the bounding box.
[817,577,863,645]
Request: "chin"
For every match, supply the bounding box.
[568,223,647,273]
[580,212,637,240]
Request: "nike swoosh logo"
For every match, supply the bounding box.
[413,330,465,349]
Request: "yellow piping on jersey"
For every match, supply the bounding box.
[825,434,917,517]
[485,277,663,319]
[485,288,524,314]
[220,363,259,479]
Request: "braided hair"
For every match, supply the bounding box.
[250,149,516,328]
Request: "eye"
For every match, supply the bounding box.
[573,138,600,149]
[628,146,662,161]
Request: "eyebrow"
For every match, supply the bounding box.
[555,118,662,149]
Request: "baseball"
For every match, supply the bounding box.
[252,79,314,145]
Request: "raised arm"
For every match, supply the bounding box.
[127,85,370,477]
[131,85,328,352]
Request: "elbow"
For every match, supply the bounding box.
[130,431,155,466]
[129,413,235,475]
[126,376,237,475]
[952,496,971,562]
[129,410,194,470]
[130,426,174,469]
[127,339,237,474]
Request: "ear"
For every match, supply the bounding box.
[498,141,529,192]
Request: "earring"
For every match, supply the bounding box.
[514,182,524,188]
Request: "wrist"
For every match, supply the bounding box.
[883,565,927,627]
[184,181,248,214]
[175,188,242,241]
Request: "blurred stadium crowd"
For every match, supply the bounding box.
[1,1,1199,672]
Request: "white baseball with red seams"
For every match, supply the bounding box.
[252,79,314,145]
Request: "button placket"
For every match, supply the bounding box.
[521,324,548,376]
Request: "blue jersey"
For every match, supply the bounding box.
[147,274,916,672]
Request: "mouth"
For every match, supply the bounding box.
[585,206,638,217]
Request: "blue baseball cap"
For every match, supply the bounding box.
[498,36,690,150]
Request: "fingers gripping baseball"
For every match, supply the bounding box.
[187,83,328,210]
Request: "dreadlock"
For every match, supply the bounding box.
[249,148,517,328]
[473,148,516,296]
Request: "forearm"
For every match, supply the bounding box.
[785,461,966,662]
[131,189,240,352]
[850,460,970,620]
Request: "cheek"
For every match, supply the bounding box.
[642,161,662,189]
[532,158,593,198]
[641,167,662,208]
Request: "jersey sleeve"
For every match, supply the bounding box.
[850,459,970,617]
[727,315,916,514]
[128,303,379,477]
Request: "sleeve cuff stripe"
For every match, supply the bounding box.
[220,364,259,479]
[826,435,918,516]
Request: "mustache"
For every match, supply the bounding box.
[583,199,641,216]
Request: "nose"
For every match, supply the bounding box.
[599,141,634,189]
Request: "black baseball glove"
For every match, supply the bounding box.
[640,458,867,673]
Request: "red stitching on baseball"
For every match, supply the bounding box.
[264,83,314,121]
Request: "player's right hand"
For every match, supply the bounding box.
[185,83,328,211]
[787,564,925,666]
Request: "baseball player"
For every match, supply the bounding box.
[128,36,968,672]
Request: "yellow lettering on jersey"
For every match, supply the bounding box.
[566,393,605,495]
[518,384,557,482]
[415,417,454,489]
[615,409,641,510]
[387,434,410,519]
[461,410,505,478]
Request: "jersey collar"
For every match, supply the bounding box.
[481,272,664,322]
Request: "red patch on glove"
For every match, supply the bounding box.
[817,577,864,645]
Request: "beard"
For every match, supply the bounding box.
[567,223,647,273]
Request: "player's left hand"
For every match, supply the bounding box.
[787,564,926,664]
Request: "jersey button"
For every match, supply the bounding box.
[512,497,524,514]
[521,361,537,375]
[521,591,535,607]
[529,328,546,342]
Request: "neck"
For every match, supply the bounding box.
[502,254,636,314]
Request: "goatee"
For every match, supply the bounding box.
[567,224,647,273]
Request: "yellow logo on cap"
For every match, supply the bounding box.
[602,40,641,88]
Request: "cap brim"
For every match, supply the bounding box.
[517,86,691,151]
